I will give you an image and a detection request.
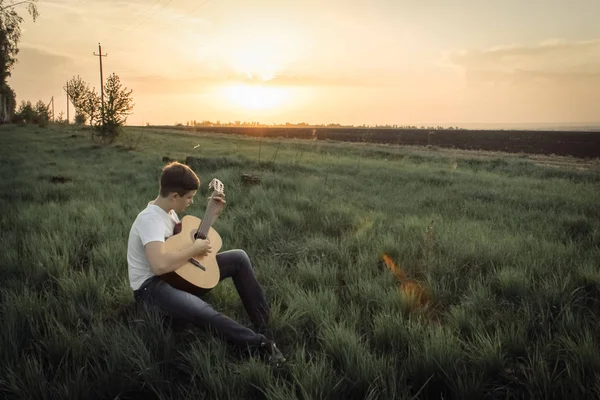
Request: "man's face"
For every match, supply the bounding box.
[173,190,197,212]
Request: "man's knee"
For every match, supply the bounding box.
[238,249,255,271]
[231,249,252,268]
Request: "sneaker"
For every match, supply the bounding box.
[259,340,286,367]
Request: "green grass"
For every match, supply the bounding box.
[1,123,599,399]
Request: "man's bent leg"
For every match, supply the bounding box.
[136,276,267,348]
[216,250,271,335]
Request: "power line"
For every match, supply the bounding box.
[109,0,173,54]
[127,0,173,34]
[110,0,213,55]
[162,0,212,32]
[188,0,212,14]
[101,0,165,41]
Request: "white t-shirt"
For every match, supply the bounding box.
[127,202,180,291]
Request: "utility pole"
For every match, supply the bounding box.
[50,96,54,121]
[93,43,107,125]
[65,81,69,123]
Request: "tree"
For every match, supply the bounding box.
[96,73,134,143]
[0,0,39,123]
[102,73,133,125]
[13,97,48,126]
[65,75,102,127]
[34,99,49,126]
[63,73,134,142]
[65,75,89,123]
[74,112,86,125]
[56,110,65,124]
[14,99,33,124]
[83,89,100,126]
[0,84,15,122]
[0,1,39,81]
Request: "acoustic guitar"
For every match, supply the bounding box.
[162,178,226,290]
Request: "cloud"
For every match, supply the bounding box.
[124,70,398,94]
[8,45,79,104]
[237,73,364,87]
[124,75,217,94]
[447,38,600,86]
[12,44,75,75]
[227,67,425,88]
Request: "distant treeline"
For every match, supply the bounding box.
[158,125,600,158]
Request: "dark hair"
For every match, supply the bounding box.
[159,162,200,197]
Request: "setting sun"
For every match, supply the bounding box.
[7,0,600,127]
[220,84,291,111]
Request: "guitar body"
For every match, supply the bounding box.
[163,215,222,290]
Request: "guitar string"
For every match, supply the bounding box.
[196,195,222,239]
[197,197,215,237]
[203,199,218,234]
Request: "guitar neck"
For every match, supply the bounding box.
[197,200,219,239]
[196,179,225,240]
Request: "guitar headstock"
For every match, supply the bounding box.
[209,178,225,198]
[207,178,226,215]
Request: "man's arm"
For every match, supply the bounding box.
[145,239,211,276]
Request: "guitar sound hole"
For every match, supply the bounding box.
[195,232,207,240]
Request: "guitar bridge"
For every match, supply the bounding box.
[188,258,206,271]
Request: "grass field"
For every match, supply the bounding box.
[1,124,599,399]
[176,125,600,158]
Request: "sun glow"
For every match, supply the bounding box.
[220,84,290,110]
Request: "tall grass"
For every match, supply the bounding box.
[1,124,599,399]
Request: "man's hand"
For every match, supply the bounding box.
[210,193,226,203]
[193,238,212,256]
[210,193,226,216]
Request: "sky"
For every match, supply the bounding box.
[8,0,600,127]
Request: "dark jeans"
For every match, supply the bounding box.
[133,249,270,348]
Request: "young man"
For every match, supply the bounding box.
[127,161,285,366]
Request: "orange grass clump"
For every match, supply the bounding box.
[382,253,431,308]
[382,253,405,280]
